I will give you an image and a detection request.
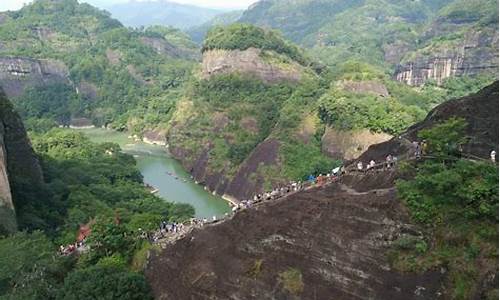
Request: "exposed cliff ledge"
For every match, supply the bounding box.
[201,48,305,83]
[0,57,70,97]
[322,127,392,160]
[0,88,43,234]
[394,30,498,86]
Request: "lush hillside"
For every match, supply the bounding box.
[106,0,225,29]
[0,0,197,130]
[146,82,499,300]
[237,0,498,85]
[0,88,193,298]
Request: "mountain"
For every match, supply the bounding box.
[0,87,43,235]
[106,0,226,29]
[186,10,244,44]
[0,0,198,130]
[162,24,437,202]
[146,81,499,300]
[237,0,498,85]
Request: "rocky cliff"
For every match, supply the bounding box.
[0,87,43,234]
[394,23,498,86]
[358,80,499,163]
[146,81,499,300]
[321,127,392,160]
[0,57,70,98]
[201,48,306,83]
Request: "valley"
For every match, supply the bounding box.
[0,0,498,299]
[80,127,231,218]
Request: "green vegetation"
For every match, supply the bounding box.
[57,265,152,300]
[202,23,308,65]
[0,129,194,299]
[393,118,498,299]
[0,0,195,129]
[171,73,336,185]
[15,82,80,125]
[318,84,425,134]
[279,268,304,295]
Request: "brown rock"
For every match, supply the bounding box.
[322,127,392,160]
[201,48,304,83]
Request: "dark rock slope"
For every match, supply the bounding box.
[145,81,498,299]
[358,80,499,164]
[0,87,43,234]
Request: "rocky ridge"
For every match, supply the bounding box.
[201,48,306,83]
[146,81,499,300]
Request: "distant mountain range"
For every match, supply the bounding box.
[105,0,229,29]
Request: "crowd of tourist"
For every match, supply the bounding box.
[61,143,498,252]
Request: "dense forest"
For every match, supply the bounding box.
[1,128,193,299]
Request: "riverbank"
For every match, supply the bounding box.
[73,128,231,218]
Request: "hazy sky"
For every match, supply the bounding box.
[0,0,258,11]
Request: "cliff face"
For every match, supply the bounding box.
[146,81,499,300]
[201,48,305,83]
[394,27,498,86]
[0,88,43,234]
[321,127,392,160]
[0,57,70,98]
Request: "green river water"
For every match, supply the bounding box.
[78,128,231,218]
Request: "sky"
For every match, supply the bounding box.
[0,0,258,11]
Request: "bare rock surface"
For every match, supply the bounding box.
[201,48,304,83]
[322,127,392,160]
[146,182,443,300]
[0,57,70,97]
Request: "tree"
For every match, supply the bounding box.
[57,265,152,300]
[418,117,468,158]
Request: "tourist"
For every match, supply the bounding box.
[357,161,363,172]
[491,150,496,163]
[212,215,217,222]
[308,174,315,183]
[369,160,375,169]
[386,155,393,169]
[421,140,428,155]
[413,141,421,158]
[393,156,398,165]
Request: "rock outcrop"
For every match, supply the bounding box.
[146,82,499,300]
[394,29,498,86]
[359,81,499,163]
[143,129,167,146]
[322,127,392,160]
[338,80,389,97]
[0,87,43,234]
[0,57,70,97]
[201,48,304,83]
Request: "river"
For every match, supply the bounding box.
[78,128,231,219]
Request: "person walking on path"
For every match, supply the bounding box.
[491,150,496,163]
[357,161,363,172]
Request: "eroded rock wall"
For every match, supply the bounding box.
[394,30,498,86]
[0,88,43,233]
[201,48,303,83]
[0,57,70,97]
[322,127,392,160]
